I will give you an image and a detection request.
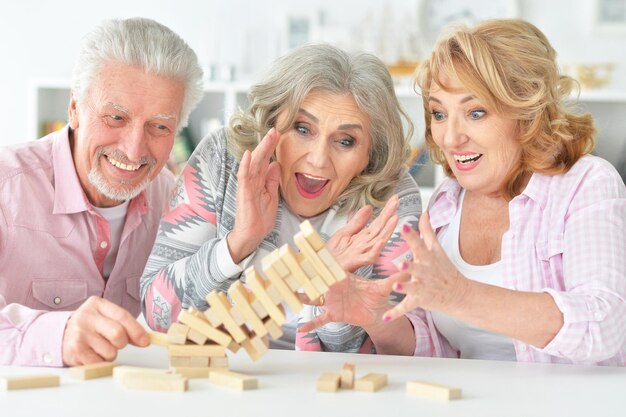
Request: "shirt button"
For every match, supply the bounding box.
[43,353,53,364]
[100,241,108,249]
[53,296,62,305]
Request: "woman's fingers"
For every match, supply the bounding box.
[418,211,436,251]
[250,128,280,172]
[298,310,331,333]
[367,195,399,236]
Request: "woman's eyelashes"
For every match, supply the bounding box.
[429,108,487,121]
[469,109,486,120]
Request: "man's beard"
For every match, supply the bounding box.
[88,149,155,202]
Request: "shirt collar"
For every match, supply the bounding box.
[516,172,551,209]
[51,125,149,215]
[428,179,461,231]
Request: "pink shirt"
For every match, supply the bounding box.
[0,127,174,366]
[407,155,626,365]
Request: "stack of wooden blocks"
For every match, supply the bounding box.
[172,219,346,362]
[317,362,388,393]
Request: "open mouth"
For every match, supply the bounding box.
[453,153,482,165]
[295,172,329,197]
[106,155,142,172]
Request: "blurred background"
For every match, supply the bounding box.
[3,0,625,197]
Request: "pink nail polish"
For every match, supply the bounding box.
[395,283,403,291]
[401,261,409,271]
[402,224,411,233]
[383,315,391,322]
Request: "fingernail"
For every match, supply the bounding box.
[383,314,391,322]
[402,224,411,233]
[394,283,403,291]
[401,261,409,271]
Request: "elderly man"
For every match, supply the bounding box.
[0,17,203,366]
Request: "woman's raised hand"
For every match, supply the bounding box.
[227,128,282,263]
[326,195,400,272]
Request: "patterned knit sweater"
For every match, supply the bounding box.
[140,128,422,352]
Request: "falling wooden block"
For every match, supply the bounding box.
[178,309,233,348]
[187,328,209,345]
[262,254,304,312]
[69,361,117,380]
[317,247,346,282]
[166,322,190,345]
[263,318,284,340]
[299,255,330,293]
[240,335,269,362]
[340,362,356,389]
[278,244,320,300]
[167,343,226,358]
[316,373,340,392]
[122,372,187,392]
[112,366,171,381]
[299,220,326,251]
[209,370,257,390]
[229,305,246,326]
[354,373,388,392]
[406,380,462,400]
[206,291,249,343]
[245,267,287,326]
[1,374,60,390]
[250,297,269,319]
[294,232,336,286]
[148,331,170,347]
[203,307,223,327]
[310,275,330,295]
[228,280,269,338]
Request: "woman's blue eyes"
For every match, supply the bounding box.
[294,123,355,148]
[295,124,310,135]
[431,111,445,121]
[469,110,486,119]
[430,109,486,121]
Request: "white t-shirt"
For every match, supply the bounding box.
[431,190,516,361]
[94,200,130,279]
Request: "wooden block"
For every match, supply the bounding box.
[228,280,268,338]
[266,249,290,277]
[354,373,387,392]
[299,220,325,251]
[148,331,170,347]
[209,356,229,368]
[206,291,249,343]
[265,284,283,305]
[340,362,356,389]
[406,380,462,400]
[1,374,60,390]
[311,275,330,294]
[170,367,215,378]
[251,298,269,319]
[227,339,241,354]
[284,274,300,292]
[245,267,287,326]
[166,322,190,345]
[168,343,226,357]
[294,232,336,286]
[278,244,320,299]
[168,355,210,367]
[230,305,246,326]
[178,309,232,348]
[209,370,257,390]
[316,373,340,392]
[240,335,268,362]
[69,361,117,380]
[203,307,223,327]
[112,366,171,381]
[262,255,304,312]
[122,372,187,392]
[187,328,208,345]
[263,318,284,340]
[317,247,347,281]
[299,256,330,293]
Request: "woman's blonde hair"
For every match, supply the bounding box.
[415,19,595,199]
[227,44,412,213]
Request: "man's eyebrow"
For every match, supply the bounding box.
[105,102,130,114]
[153,114,177,121]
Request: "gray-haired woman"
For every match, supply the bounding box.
[141,44,422,354]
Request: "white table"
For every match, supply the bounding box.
[2,345,625,417]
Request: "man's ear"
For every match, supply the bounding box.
[68,93,79,129]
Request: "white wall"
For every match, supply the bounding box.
[2,0,626,146]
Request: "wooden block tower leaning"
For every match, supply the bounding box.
[170,219,346,362]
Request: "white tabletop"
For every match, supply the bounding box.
[1,345,625,417]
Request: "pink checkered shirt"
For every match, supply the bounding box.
[405,155,626,365]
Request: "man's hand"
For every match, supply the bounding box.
[62,296,149,366]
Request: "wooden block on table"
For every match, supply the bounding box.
[278,244,320,300]
[187,328,208,345]
[340,362,356,389]
[262,255,304,312]
[168,355,210,367]
[168,343,226,357]
[178,309,233,348]
[1,374,60,390]
[170,366,215,378]
[112,366,171,381]
[166,322,190,345]
[209,369,257,390]
[354,373,387,392]
[228,280,268,338]
[245,267,287,326]
[299,220,326,251]
[406,380,462,400]
[148,331,170,347]
[209,356,229,368]
[122,372,187,392]
[206,290,249,343]
[316,373,340,392]
[69,361,117,380]
[294,232,336,286]
[263,318,283,340]
[317,247,347,282]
